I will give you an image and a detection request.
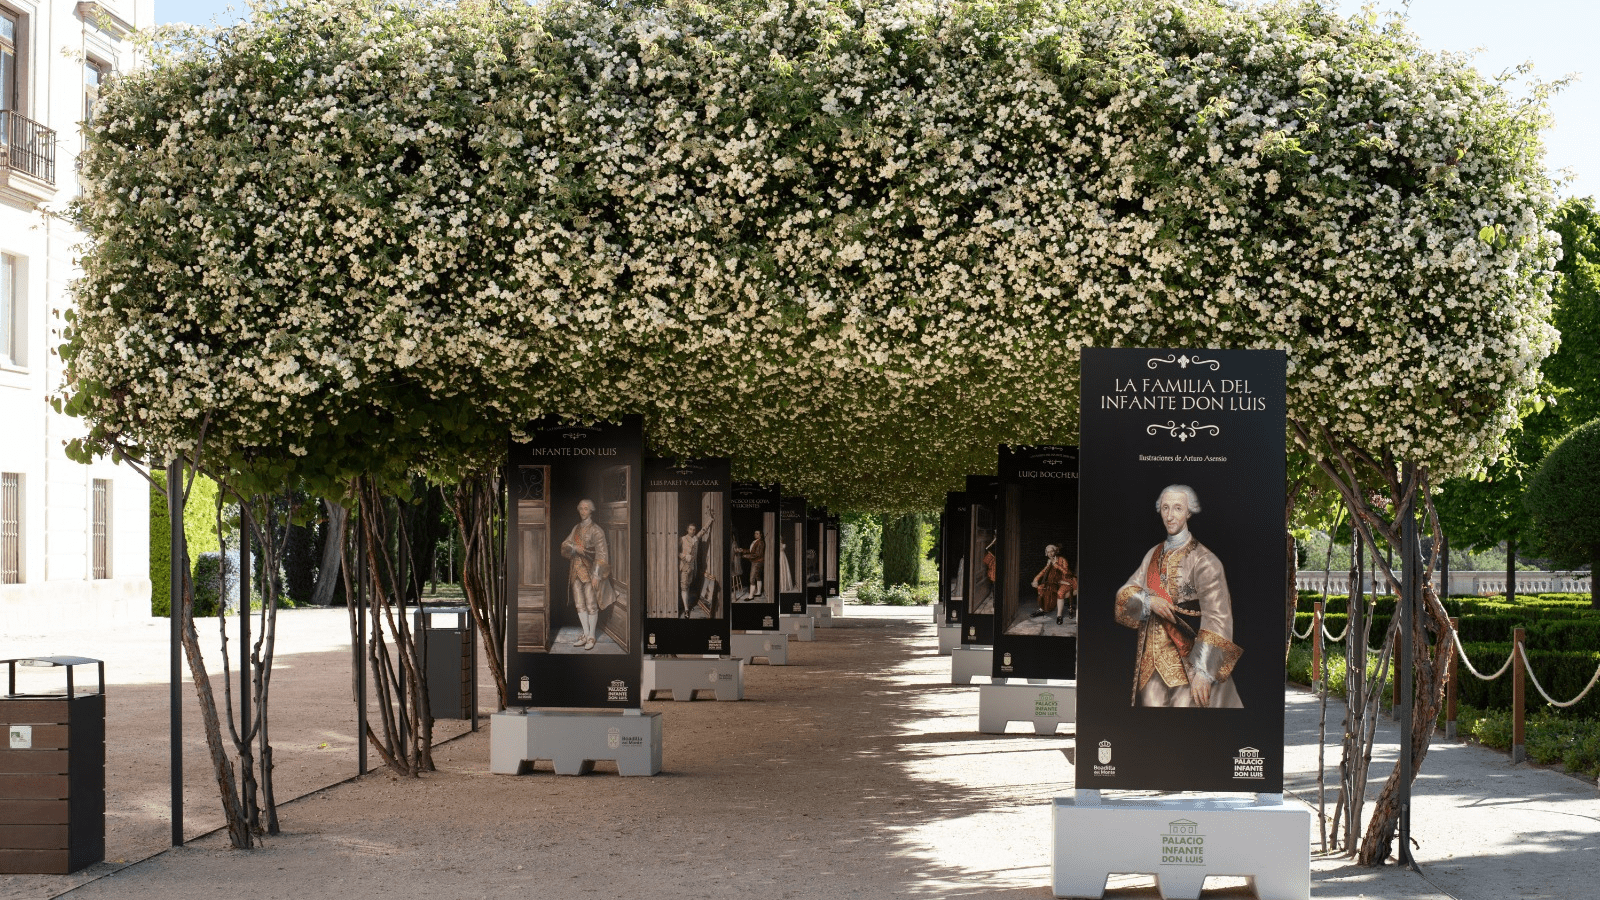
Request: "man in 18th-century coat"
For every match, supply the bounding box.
[740,529,766,601]
[561,498,609,650]
[1114,485,1243,707]
[678,513,715,617]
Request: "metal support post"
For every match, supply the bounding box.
[167,459,185,847]
[1397,477,1417,871]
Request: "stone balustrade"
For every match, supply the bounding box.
[1294,569,1592,597]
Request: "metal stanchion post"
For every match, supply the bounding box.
[167,459,185,847]
[357,516,368,776]
[1397,488,1417,870]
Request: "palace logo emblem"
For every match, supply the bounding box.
[1099,741,1112,765]
[607,727,621,749]
[1232,746,1265,779]
[648,633,657,648]
[519,676,530,692]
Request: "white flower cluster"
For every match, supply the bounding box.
[62,0,1559,508]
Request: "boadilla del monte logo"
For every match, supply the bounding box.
[1093,740,1117,777]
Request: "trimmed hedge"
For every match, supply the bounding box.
[1294,611,1600,652]
[148,471,221,617]
[1290,593,1600,717]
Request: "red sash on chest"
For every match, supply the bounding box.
[1145,549,1194,659]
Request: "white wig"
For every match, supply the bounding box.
[1155,485,1200,513]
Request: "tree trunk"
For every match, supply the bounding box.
[1357,579,1452,864]
[1355,475,1453,866]
[447,474,508,709]
[177,569,252,850]
[309,500,346,607]
[355,479,435,776]
[1506,537,1517,605]
[166,470,251,845]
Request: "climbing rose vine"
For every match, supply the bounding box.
[62,0,1559,509]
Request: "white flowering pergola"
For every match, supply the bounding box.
[63,0,1554,510]
[64,0,1557,863]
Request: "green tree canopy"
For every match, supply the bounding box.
[1547,197,1600,428]
[63,0,1559,509]
[1434,195,1600,555]
[1524,419,1600,606]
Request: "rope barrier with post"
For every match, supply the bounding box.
[1445,617,1458,740]
[1512,627,1526,764]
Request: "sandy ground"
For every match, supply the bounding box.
[1,605,1597,899]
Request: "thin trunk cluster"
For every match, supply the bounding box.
[447,472,509,708]
[217,495,292,838]
[1292,423,1455,867]
[352,478,437,776]
[160,456,288,850]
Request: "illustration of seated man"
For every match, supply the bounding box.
[1029,543,1078,622]
[1114,485,1243,707]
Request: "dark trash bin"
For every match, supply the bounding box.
[413,608,477,729]
[0,657,105,874]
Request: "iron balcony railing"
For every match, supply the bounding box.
[0,110,57,186]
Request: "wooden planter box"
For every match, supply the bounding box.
[1,658,105,875]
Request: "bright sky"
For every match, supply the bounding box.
[156,1,1598,198]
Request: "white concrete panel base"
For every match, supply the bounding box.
[490,710,663,776]
[827,595,844,615]
[642,656,744,701]
[978,682,1076,734]
[936,624,961,655]
[731,631,790,665]
[1051,793,1310,900]
[780,614,815,641]
[808,604,836,627]
[951,645,994,684]
[932,602,944,624]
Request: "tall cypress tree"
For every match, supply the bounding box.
[881,513,922,587]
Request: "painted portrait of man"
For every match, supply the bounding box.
[1113,485,1243,708]
[560,498,609,651]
